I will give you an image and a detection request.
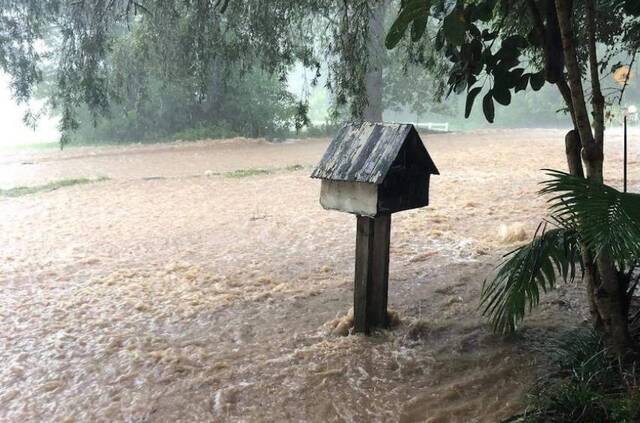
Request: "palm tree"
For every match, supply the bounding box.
[481,170,640,340]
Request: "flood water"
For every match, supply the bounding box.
[1,129,638,422]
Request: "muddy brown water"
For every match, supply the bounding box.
[1,129,638,422]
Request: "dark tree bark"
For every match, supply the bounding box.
[555,0,602,166]
[555,0,633,355]
[527,0,581,167]
[565,130,584,178]
[529,0,599,336]
[585,0,605,148]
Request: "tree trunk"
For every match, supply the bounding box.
[363,0,386,122]
[555,0,633,354]
[585,0,605,149]
[565,130,584,178]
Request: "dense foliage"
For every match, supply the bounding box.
[481,171,640,334]
[386,0,640,124]
[2,0,589,144]
[510,330,640,422]
[386,0,640,357]
[66,20,300,143]
[1,0,389,145]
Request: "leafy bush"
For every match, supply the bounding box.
[66,21,300,145]
[508,330,640,423]
[481,170,640,334]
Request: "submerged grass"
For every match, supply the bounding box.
[0,142,60,154]
[224,168,273,178]
[506,329,640,423]
[0,177,109,198]
[223,164,307,178]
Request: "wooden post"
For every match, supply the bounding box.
[354,214,391,333]
[624,114,628,193]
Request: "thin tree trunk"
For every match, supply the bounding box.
[527,0,575,125]
[585,0,632,354]
[584,250,606,331]
[565,130,584,178]
[555,0,632,354]
[528,0,582,172]
[585,0,605,148]
[555,0,602,167]
[363,0,386,122]
[527,0,606,334]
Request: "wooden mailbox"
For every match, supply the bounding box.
[311,122,439,334]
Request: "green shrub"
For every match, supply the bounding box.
[509,329,640,423]
[223,168,273,178]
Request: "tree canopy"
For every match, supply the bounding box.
[0,1,364,143]
[386,0,639,124]
[384,0,640,353]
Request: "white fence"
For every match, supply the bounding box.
[413,122,450,132]
[307,121,450,132]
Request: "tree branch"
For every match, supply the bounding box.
[585,0,604,147]
[618,49,637,106]
[527,0,577,127]
[555,0,601,168]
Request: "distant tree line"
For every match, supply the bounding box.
[2,1,465,145]
[3,0,611,145]
[67,29,302,143]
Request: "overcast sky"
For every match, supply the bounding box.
[0,73,59,146]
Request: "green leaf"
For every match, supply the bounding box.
[454,79,467,94]
[482,29,498,41]
[506,67,525,88]
[530,70,545,91]
[386,0,431,49]
[625,0,640,16]
[481,226,581,334]
[443,8,466,46]
[502,35,527,50]
[474,0,496,21]
[540,170,640,264]
[465,86,482,118]
[482,48,497,68]
[470,39,483,61]
[469,24,481,38]
[515,73,529,92]
[496,44,520,64]
[493,87,511,105]
[411,16,428,42]
[482,91,495,123]
[492,65,509,91]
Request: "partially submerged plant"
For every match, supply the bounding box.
[481,170,640,337]
[506,329,640,423]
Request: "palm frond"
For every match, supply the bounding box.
[481,226,582,334]
[540,169,640,265]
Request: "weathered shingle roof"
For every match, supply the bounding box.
[311,122,438,184]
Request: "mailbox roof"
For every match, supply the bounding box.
[310,122,439,184]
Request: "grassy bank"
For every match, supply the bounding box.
[0,177,109,198]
